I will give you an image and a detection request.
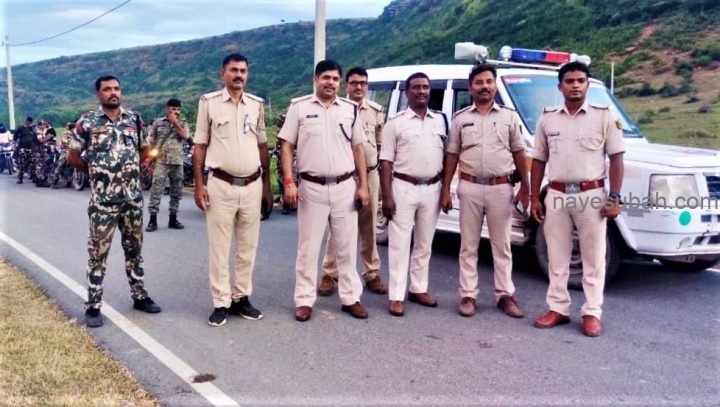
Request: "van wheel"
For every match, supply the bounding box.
[659,258,719,273]
[535,223,622,290]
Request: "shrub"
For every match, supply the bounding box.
[685,95,700,103]
[658,106,671,113]
[681,130,714,139]
[636,82,656,97]
[698,105,711,114]
[637,109,655,124]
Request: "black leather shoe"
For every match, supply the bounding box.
[168,214,184,230]
[133,297,162,313]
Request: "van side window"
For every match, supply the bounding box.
[398,80,446,112]
[368,81,395,118]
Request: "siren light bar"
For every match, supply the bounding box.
[455,43,591,67]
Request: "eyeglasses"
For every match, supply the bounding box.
[348,81,368,87]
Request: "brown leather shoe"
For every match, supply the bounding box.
[458,297,476,317]
[365,275,387,295]
[317,275,336,297]
[341,302,369,319]
[581,315,602,337]
[388,300,404,316]
[294,306,312,322]
[407,292,437,307]
[497,295,524,318]
[534,310,570,328]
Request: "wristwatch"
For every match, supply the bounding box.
[608,191,621,201]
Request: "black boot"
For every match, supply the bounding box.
[146,214,158,232]
[169,214,184,230]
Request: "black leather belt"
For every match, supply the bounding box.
[367,162,380,173]
[393,172,442,185]
[212,168,261,187]
[300,171,354,185]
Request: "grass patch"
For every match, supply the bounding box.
[0,259,158,407]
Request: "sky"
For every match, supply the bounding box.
[0,0,390,67]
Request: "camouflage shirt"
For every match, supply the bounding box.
[148,117,191,165]
[70,107,148,204]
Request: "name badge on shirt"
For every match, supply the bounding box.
[461,122,474,128]
[306,114,318,119]
[547,131,560,137]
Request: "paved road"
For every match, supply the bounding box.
[1,174,718,406]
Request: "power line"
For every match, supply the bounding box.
[10,0,132,47]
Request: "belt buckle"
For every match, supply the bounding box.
[324,176,338,185]
[476,177,489,185]
[565,183,581,194]
[232,177,248,187]
[416,178,429,185]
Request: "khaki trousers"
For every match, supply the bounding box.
[294,179,363,307]
[544,188,607,319]
[457,180,515,301]
[388,180,440,301]
[321,168,380,281]
[206,175,262,308]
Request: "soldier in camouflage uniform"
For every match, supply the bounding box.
[14,116,38,184]
[33,119,56,187]
[51,122,74,188]
[146,98,192,232]
[67,75,162,328]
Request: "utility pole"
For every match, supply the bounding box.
[4,35,16,129]
[314,0,326,68]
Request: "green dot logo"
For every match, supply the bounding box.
[678,211,691,226]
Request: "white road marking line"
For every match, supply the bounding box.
[0,231,239,407]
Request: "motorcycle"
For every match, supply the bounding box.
[183,142,194,187]
[0,142,15,175]
[48,147,74,188]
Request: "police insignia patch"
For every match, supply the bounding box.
[615,120,622,130]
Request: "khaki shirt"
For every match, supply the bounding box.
[379,109,446,178]
[357,99,385,167]
[530,101,625,183]
[448,103,524,178]
[278,94,364,176]
[194,88,266,177]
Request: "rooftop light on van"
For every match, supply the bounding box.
[455,42,591,67]
[454,42,489,62]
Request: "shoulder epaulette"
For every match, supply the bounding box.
[589,103,610,110]
[291,94,313,104]
[338,96,359,107]
[499,104,516,111]
[245,92,265,104]
[543,105,562,113]
[387,110,409,121]
[453,105,473,118]
[365,99,383,112]
[200,90,223,101]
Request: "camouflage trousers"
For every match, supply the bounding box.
[86,198,148,309]
[53,150,68,179]
[16,148,33,181]
[148,163,183,215]
[33,146,48,182]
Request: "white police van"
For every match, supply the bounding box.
[368,43,720,288]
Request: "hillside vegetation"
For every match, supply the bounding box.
[1,0,719,148]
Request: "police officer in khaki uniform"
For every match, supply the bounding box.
[380,72,446,317]
[194,53,273,327]
[279,59,370,322]
[530,61,625,337]
[318,66,387,296]
[440,64,529,318]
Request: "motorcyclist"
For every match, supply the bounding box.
[34,119,56,187]
[14,116,39,184]
[51,122,74,188]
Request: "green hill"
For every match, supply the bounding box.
[1,0,719,148]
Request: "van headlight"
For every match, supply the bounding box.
[648,175,698,208]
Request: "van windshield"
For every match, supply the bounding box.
[502,75,642,138]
